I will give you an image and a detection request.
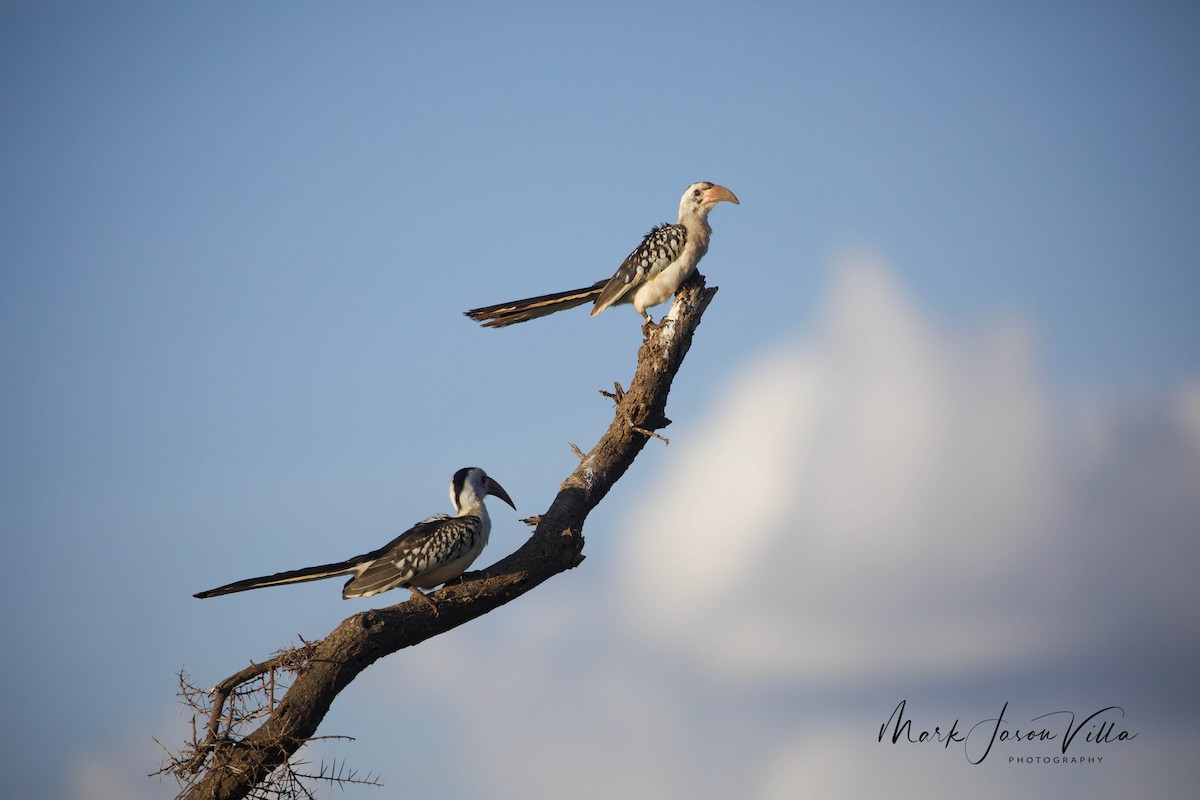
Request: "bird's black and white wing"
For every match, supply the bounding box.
[464,182,736,326]
[343,513,483,597]
[194,467,512,602]
[591,224,688,315]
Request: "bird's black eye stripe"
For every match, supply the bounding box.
[451,467,471,502]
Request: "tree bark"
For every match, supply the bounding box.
[180,273,717,800]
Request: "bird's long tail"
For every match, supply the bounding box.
[464,280,607,328]
[193,558,363,598]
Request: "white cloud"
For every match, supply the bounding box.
[617,251,1200,686]
[618,253,1067,681]
[757,724,994,800]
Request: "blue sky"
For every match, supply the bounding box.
[2,3,1198,799]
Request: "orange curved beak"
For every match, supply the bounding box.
[704,184,740,206]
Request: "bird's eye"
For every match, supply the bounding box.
[693,189,701,197]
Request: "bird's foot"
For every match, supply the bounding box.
[408,586,439,616]
[642,313,675,334]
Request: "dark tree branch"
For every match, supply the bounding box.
[171,272,718,800]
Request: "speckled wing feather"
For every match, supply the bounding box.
[342,513,481,598]
[591,223,687,314]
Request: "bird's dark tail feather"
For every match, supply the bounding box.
[193,559,360,598]
[464,280,607,328]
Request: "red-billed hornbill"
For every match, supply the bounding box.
[465,182,739,327]
[193,468,515,604]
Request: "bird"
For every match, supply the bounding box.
[193,467,516,606]
[464,181,739,327]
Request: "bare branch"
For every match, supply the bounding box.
[631,426,670,445]
[599,381,625,404]
[167,272,718,800]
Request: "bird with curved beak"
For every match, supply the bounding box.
[194,467,516,608]
[465,181,739,327]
